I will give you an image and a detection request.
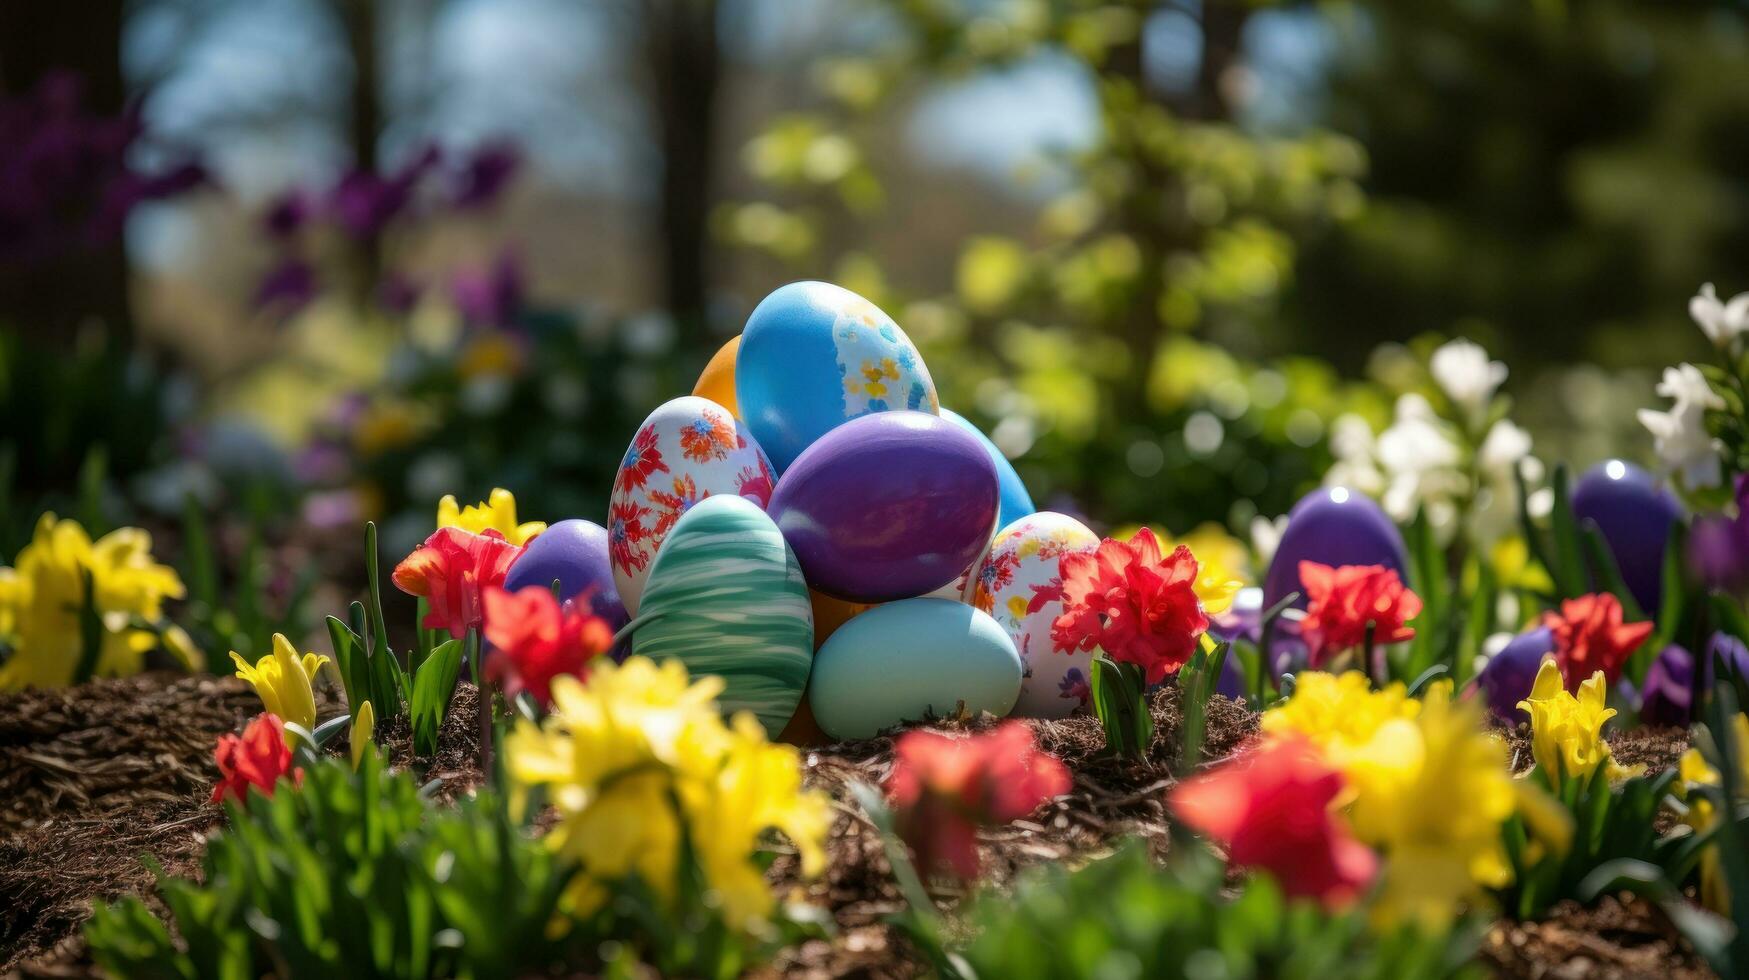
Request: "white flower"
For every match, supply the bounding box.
[1250,513,1289,568]
[1430,339,1507,425]
[1654,362,1724,414]
[1478,419,1532,474]
[1638,363,1724,491]
[1690,283,1749,348]
[1375,394,1462,477]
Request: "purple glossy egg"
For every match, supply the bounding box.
[1261,488,1409,611]
[504,519,629,631]
[1571,460,1681,614]
[768,411,999,602]
[1475,627,1554,723]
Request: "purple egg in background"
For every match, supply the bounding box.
[1262,487,1410,611]
[503,519,629,632]
[1642,633,1749,726]
[1475,626,1554,723]
[768,410,999,603]
[1570,460,1681,614]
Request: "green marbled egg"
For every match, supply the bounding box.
[631,493,814,733]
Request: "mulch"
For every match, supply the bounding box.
[0,674,1721,979]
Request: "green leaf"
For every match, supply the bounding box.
[1547,463,1588,599]
[410,638,464,757]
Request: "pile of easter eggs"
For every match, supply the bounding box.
[530,280,1115,741]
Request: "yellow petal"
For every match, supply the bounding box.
[351,700,375,770]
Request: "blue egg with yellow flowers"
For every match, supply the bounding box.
[942,408,1034,530]
[737,281,939,473]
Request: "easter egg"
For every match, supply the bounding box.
[768,411,999,602]
[1571,460,1681,614]
[631,495,813,734]
[608,395,776,616]
[943,408,1035,529]
[1262,487,1408,612]
[693,336,741,418]
[1475,627,1553,722]
[809,598,1022,740]
[967,512,1100,719]
[503,519,628,631]
[737,281,939,472]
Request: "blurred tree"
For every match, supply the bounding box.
[1292,0,1749,373]
[722,0,1376,531]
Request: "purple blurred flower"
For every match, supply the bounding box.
[1688,513,1749,593]
[263,189,314,239]
[450,250,524,327]
[302,489,365,529]
[254,258,317,314]
[451,141,521,209]
[0,72,203,264]
[1641,633,1749,725]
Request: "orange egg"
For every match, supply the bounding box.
[693,335,742,418]
[809,589,873,647]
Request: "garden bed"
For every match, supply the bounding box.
[0,673,1713,978]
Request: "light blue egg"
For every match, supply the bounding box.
[942,408,1035,529]
[737,281,939,472]
[808,597,1021,740]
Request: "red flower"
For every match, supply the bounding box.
[887,722,1071,879]
[1171,738,1377,909]
[649,474,704,537]
[392,526,524,639]
[618,424,669,491]
[1543,592,1652,691]
[212,713,303,805]
[1298,562,1421,667]
[1048,529,1208,685]
[482,585,613,705]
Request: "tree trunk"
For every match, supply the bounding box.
[643,0,720,354]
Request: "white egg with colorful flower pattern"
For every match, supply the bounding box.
[968,512,1101,719]
[607,395,776,616]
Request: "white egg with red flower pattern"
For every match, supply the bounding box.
[966,512,1101,719]
[608,395,776,615]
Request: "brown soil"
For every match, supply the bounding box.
[0,674,1724,979]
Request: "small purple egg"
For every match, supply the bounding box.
[503,519,629,631]
[1570,460,1681,614]
[1261,488,1409,611]
[768,411,999,603]
[1476,627,1554,723]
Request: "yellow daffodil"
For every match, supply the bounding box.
[1117,521,1249,614]
[505,656,830,931]
[1338,682,1516,931]
[350,700,376,771]
[0,514,188,690]
[231,633,329,736]
[1679,713,1749,913]
[1516,660,1642,785]
[1260,671,1421,756]
[437,487,546,545]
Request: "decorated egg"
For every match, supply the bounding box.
[967,512,1100,719]
[737,281,939,472]
[693,336,741,418]
[1571,460,1681,613]
[503,518,628,631]
[608,395,776,616]
[1262,487,1408,611]
[942,408,1035,530]
[631,495,813,734]
[809,598,1021,740]
[768,411,999,602]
